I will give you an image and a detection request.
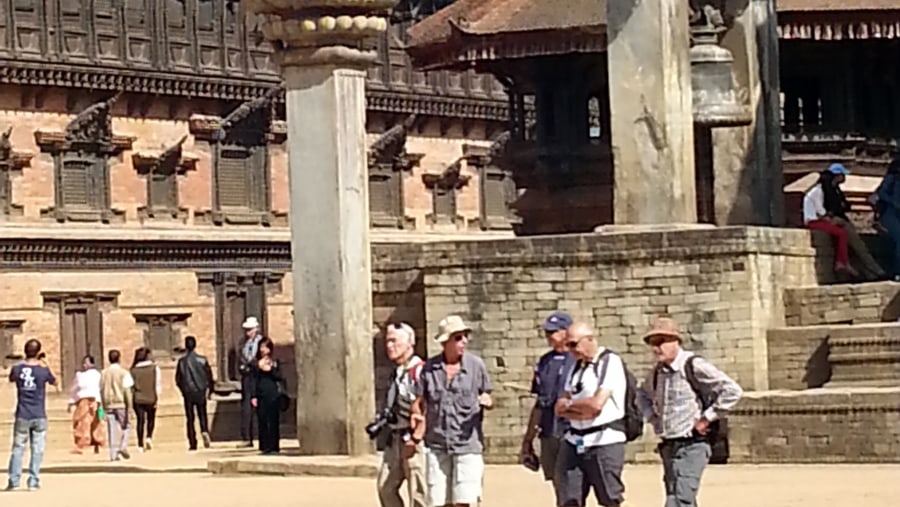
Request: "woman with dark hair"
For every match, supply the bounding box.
[131,347,161,452]
[67,355,104,454]
[250,338,286,455]
[876,158,900,279]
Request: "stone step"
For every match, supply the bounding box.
[784,281,900,327]
[827,335,900,387]
[767,322,900,390]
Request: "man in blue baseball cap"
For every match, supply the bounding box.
[520,311,577,495]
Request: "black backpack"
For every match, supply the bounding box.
[592,350,644,442]
[653,355,730,464]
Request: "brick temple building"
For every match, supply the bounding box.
[0,0,898,461]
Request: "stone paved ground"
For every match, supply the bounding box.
[8,464,899,506]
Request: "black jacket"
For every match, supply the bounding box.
[176,351,214,398]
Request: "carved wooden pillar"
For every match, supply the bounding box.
[0,127,33,220]
[246,0,394,456]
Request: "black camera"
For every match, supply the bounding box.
[37,352,46,361]
[365,409,397,440]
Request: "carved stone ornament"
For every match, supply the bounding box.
[0,126,34,171]
[422,159,471,190]
[188,87,285,144]
[132,136,198,175]
[244,0,397,68]
[369,114,417,169]
[34,93,135,153]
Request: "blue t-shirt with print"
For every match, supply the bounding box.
[10,363,56,420]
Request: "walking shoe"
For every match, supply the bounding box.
[27,484,39,492]
[145,439,153,451]
[202,433,211,449]
[239,441,253,448]
[118,449,131,460]
[4,483,16,492]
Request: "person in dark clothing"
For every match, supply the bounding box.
[239,316,264,448]
[175,336,214,451]
[131,347,161,452]
[876,159,900,279]
[250,337,284,455]
[807,164,886,280]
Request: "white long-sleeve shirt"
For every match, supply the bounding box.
[803,184,827,224]
[69,368,102,404]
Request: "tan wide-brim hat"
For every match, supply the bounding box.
[435,315,472,344]
[642,316,682,345]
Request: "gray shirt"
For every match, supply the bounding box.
[637,350,743,440]
[418,352,493,455]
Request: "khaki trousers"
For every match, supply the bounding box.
[834,217,886,279]
[378,435,428,507]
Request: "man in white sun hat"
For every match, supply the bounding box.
[410,315,494,507]
[239,316,265,448]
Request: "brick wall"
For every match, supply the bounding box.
[372,227,823,462]
[784,282,900,326]
[729,388,900,463]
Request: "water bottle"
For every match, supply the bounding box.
[575,436,586,455]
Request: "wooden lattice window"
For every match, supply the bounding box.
[51,151,113,221]
[423,161,470,227]
[216,145,270,213]
[133,313,190,359]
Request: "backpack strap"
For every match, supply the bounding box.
[593,349,613,386]
[683,355,713,410]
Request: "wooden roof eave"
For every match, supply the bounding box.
[407,22,608,73]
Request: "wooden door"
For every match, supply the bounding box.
[60,302,103,388]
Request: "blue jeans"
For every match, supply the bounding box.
[7,418,48,488]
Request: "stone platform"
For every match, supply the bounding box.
[207,452,378,478]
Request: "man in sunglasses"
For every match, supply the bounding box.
[410,315,493,507]
[554,322,629,507]
[520,311,577,496]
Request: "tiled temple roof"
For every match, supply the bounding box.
[407,0,900,70]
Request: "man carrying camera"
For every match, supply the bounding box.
[373,323,427,507]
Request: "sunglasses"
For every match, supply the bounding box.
[565,335,592,349]
[450,332,469,342]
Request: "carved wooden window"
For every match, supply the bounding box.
[134,314,190,358]
[369,161,415,229]
[149,172,177,210]
[212,144,272,223]
[0,320,24,364]
[423,163,470,227]
[12,0,42,56]
[55,151,111,220]
[216,145,269,211]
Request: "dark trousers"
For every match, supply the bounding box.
[133,403,157,448]
[183,395,209,450]
[256,397,281,454]
[240,375,255,443]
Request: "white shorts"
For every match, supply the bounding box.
[425,449,484,506]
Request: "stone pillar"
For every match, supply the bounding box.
[711,0,784,225]
[607,0,697,225]
[246,0,393,456]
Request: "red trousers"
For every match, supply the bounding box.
[807,219,849,265]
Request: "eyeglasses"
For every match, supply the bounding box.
[450,332,469,342]
[565,335,592,348]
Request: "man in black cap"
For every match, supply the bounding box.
[519,311,577,495]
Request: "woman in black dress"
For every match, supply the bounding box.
[250,337,284,455]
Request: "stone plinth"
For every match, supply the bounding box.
[245,0,394,456]
[607,0,696,224]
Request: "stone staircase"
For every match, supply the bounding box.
[730,281,900,463]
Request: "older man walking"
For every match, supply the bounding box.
[411,315,493,507]
[375,322,427,507]
[637,317,743,507]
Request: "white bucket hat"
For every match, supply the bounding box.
[242,316,260,329]
[435,315,471,344]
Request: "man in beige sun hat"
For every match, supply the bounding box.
[410,315,493,507]
[637,316,742,507]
